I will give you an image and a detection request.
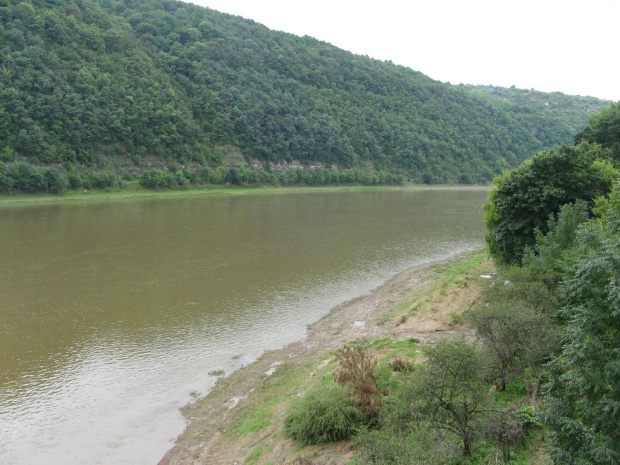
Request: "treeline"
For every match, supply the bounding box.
[0,161,405,194]
[0,0,611,186]
[280,97,620,463]
[138,166,405,189]
[480,102,620,463]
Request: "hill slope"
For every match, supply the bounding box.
[0,0,611,184]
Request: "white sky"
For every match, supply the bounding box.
[184,0,619,102]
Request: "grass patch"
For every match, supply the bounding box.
[237,404,272,436]
[449,312,464,326]
[284,384,363,445]
[397,299,417,313]
[246,445,274,464]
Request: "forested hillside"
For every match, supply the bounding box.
[0,0,611,190]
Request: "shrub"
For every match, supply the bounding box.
[284,384,362,445]
[43,167,67,193]
[335,345,383,421]
[182,168,197,184]
[68,173,82,189]
[197,166,213,184]
[139,169,174,189]
[389,356,413,373]
[355,423,457,465]
[175,171,188,188]
[9,162,46,192]
[487,405,541,463]
[87,172,117,189]
[0,162,14,193]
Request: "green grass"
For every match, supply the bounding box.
[237,411,271,436]
[0,183,489,206]
[397,299,417,313]
[246,445,274,464]
[449,313,464,326]
[492,378,532,410]
[439,251,488,282]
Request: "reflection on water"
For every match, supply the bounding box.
[0,188,487,464]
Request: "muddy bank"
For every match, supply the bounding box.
[159,250,492,465]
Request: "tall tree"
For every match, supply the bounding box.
[544,182,620,464]
[414,338,491,456]
[484,144,610,264]
[575,102,620,165]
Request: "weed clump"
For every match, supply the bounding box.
[334,345,383,421]
[284,384,362,445]
[389,356,413,373]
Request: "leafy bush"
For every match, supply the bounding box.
[284,384,362,445]
[139,169,174,189]
[484,144,611,264]
[87,172,117,189]
[0,163,15,194]
[197,166,213,184]
[0,162,67,194]
[9,162,46,193]
[43,168,67,193]
[68,173,82,189]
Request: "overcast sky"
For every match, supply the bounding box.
[184,0,619,102]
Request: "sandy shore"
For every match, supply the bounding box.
[159,250,491,465]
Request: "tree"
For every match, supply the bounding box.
[524,200,590,287]
[484,144,611,264]
[470,296,556,391]
[544,181,620,464]
[414,338,491,456]
[575,102,620,165]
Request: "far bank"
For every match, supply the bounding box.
[0,182,490,206]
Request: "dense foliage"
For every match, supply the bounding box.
[465,85,608,146]
[483,144,613,264]
[543,182,620,464]
[482,104,620,463]
[575,102,620,164]
[283,105,620,463]
[0,0,610,190]
[284,383,363,446]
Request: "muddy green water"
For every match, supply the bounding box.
[0,188,487,464]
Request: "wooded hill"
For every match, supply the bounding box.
[0,0,611,184]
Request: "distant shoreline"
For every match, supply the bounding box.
[0,183,490,206]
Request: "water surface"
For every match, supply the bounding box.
[0,188,487,464]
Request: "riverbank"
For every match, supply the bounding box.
[0,183,489,206]
[160,250,494,465]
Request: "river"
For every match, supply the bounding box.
[0,188,488,464]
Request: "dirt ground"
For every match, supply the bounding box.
[159,251,493,465]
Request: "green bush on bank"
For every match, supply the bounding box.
[0,162,67,194]
[284,383,363,446]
